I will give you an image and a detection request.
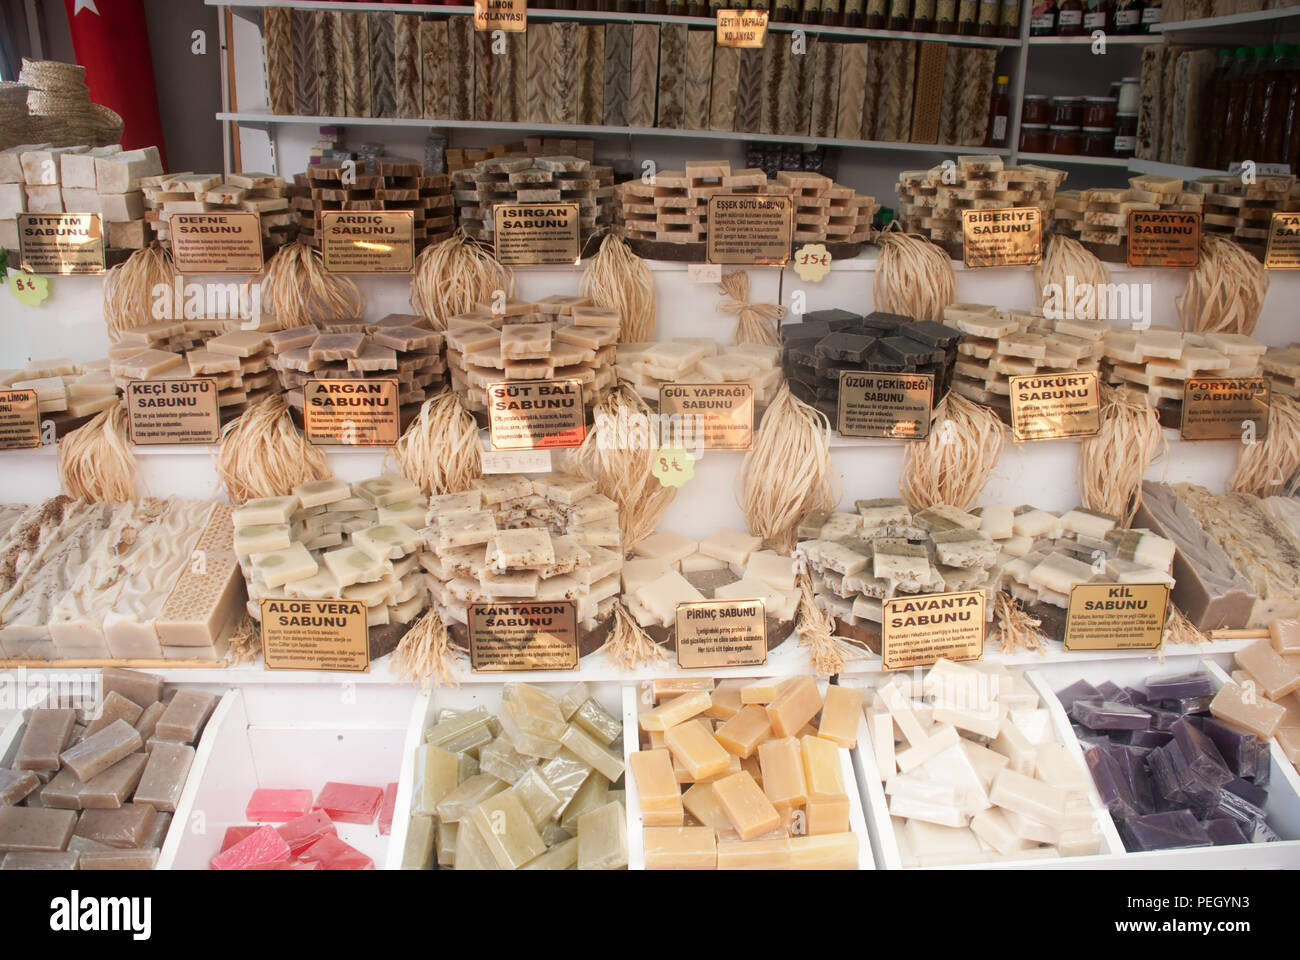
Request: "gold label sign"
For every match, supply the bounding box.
[676,599,768,670]
[18,213,105,275]
[707,195,794,266]
[304,379,400,447]
[321,211,415,275]
[961,207,1043,268]
[0,389,40,450]
[487,379,586,450]
[474,0,526,32]
[881,590,986,671]
[260,599,370,672]
[169,212,264,274]
[468,601,579,672]
[1127,211,1201,268]
[1009,371,1101,442]
[837,371,934,440]
[716,8,769,47]
[658,383,754,451]
[1180,377,1270,442]
[1265,212,1300,269]
[493,202,579,265]
[1064,583,1170,652]
[125,378,221,445]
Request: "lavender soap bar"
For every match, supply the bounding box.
[1071,699,1151,731]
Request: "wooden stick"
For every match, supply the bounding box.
[1208,628,1270,640]
[0,659,228,669]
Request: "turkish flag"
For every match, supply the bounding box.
[62,0,167,166]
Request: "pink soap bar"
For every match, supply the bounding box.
[276,810,337,856]
[210,825,291,870]
[300,835,373,870]
[245,788,314,822]
[220,825,259,852]
[314,782,383,825]
[378,782,399,836]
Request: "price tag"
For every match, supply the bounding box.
[474,0,526,32]
[961,207,1043,269]
[880,590,987,671]
[1127,211,1201,269]
[1064,583,1170,652]
[1265,212,1300,269]
[480,449,553,474]
[468,601,579,672]
[652,447,695,488]
[8,271,49,306]
[1008,371,1101,442]
[676,599,768,669]
[792,243,833,283]
[260,599,370,672]
[716,8,769,47]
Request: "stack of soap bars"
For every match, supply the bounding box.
[211,781,393,870]
[622,528,800,637]
[797,500,1002,647]
[444,297,618,423]
[1101,327,1265,419]
[1,357,119,429]
[237,475,429,636]
[1223,627,1300,770]
[629,676,861,869]
[1052,175,1203,260]
[615,340,783,408]
[0,669,215,870]
[265,312,447,422]
[0,497,243,661]
[781,309,962,426]
[402,683,627,870]
[421,475,623,647]
[451,155,615,246]
[867,659,1102,866]
[1259,343,1300,401]
[149,171,296,250]
[1068,668,1282,851]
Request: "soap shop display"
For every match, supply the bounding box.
[1053,176,1204,260]
[0,59,123,152]
[628,676,863,869]
[0,669,215,870]
[0,358,120,438]
[401,682,627,869]
[210,782,394,870]
[452,155,614,249]
[1066,667,1285,851]
[616,339,783,409]
[860,660,1105,865]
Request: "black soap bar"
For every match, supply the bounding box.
[787,378,817,405]
[877,336,935,364]
[802,308,864,331]
[780,321,833,343]
[783,341,819,369]
[816,381,841,401]
[814,332,876,363]
[900,320,963,349]
[818,358,867,379]
[785,362,820,388]
[863,310,912,331]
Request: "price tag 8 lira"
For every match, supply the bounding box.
[652,447,695,488]
[8,271,50,306]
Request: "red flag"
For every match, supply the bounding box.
[62,0,167,166]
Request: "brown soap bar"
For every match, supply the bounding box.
[347,343,399,372]
[75,803,157,849]
[79,848,160,870]
[39,768,85,810]
[155,690,218,744]
[15,710,77,772]
[60,720,143,782]
[79,754,148,810]
[372,326,441,352]
[0,807,78,852]
[0,851,80,870]
[102,668,164,708]
[309,333,367,361]
[0,770,40,806]
[86,692,145,737]
[133,742,194,813]
[134,702,166,742]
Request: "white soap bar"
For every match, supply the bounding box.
[1009,708,1055,746]
[746,550,796,590]
[679,552,726,573]
[698,528,763,565]
[889,795,969,828]
[252,543,318,588]
[868,705,896,778]
[634,571,706,627]
[886,774,959,807]
[895,725,960,773]
[989,769,1069,829]
[876,682,929,746]
[977,506,1014,540]
[931,701,1005,740]
[1059,507,1117,540]
[633,530,698,564]
[989,717,1038,776]
[915,743,991,815]
[970,807,1035,857]
[959,739,1011,789]
[1033,742,1093,804]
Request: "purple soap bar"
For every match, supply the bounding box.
[1097,682,1131,704]
[1144,671,1213,700]
[1205,787,1267,829]
[1072,699,1152,731]
[1251,819,1281,843]
[1223,777,1268,810]
[1170,695,1213,716]
[1163,740,1223,808]
[1147,744,1188,806]
[1123,810,1213,852]
[1114,744,1158,816]
[1123,686,1149,705]
[1204,818,1249,846]
[1196,717,1259,778]
[1127,729,1173,749]
[1137,703,1179,732]
[1084,745,1141,820]
[1171,718,1232,785]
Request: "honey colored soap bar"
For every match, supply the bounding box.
[630,749,680,813]
[1235,639,1300,700]
[577,801,628,870]
[818,685,863,748]
[712,771,780,840]
[800,735,845,800]
[644,826,717,869]
[767,676,823,738]
[470,791,546,869]
[665,721,732,781]
[790,832,857,869]
[716,836,791,870]
[559,724,625,783]
[640,689,712,732]
[757,736,808,808]
[715,705,772,759]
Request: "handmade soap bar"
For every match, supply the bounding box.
[75,803,156,849]
[80,849,160,870]
[630,749,680,813]
[560,725,625,783]
[767,676,823,738]
[1210,681,1286,739]
[470,791,546,869]
[0,808,78,852]
[644,826,717,869]
[0,770,40,806]
[716,836,791,869]
[133,742,194,813]
[715,706,772,759]
[79,754,147,810]
[102,668,164,708]
[246,789,314,822]
[665,722,732,781]
[577,801,627,870]
[640,690,712,731]
[315,782,383,825]
[1072,700,1151,731]
[210,824,291,870]
[60,720,143,782]
[0,851,80,870]
[277,810,337,856]
[712,771,781,840]
[801,735,846,800]
[155,690,217,743]
[300,834,373,870]
[758,737,808,808]
[818,685,863,748]
[1235,639,1300,700]
[16,710,77,772]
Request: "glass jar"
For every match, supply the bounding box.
[1082,126,1115,156]
[1029,0,1057,34]
[1022,95,1051,124]
[1049,124,1083,154]
[1118,76,1141,113]
[1082,96,1117,126]
[1057,0,1084,33]
[1114,112,1138,157]
[1019,123,1051,153]
[1051,96,1085,126]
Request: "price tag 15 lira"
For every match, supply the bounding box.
[652,447,695,488]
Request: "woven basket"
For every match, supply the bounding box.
[20,58,86,88]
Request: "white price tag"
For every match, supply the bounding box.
[481,449,554,474]
[688,263,722,284]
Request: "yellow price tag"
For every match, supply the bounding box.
[652,447,695,488]
[8,271,50,306]
[792,243,832,283]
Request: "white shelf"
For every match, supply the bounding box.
[1026,33,1159,44]
[1128,157,1225,179]
[219,109,1013,155]
[1151,6,1300,34]
[1018,151,1131,167]
[205,0,1020,46]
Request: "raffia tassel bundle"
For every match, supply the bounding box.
[410,229,514,331]
[715,270,783,347]
[1229,394,1300,498]
[1035,235,1110,306]
[1078,386,1165,525]
[736,384,839,554]
[1177,234,1269,336]
[261,241,364,330]
[103,244,177,342]
[603,599,668,670]
[581,233,656,343]
[57,402,139,502]
[216,394,331,503]
[566,384,677,551]
[392,609,460,687]
[794,571,863,676]
[994,593,1044,655]
[899,393,1005,511]
[874,230,958,325]
[391,391,482,496]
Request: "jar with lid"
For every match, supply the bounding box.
[1113,0,1142,32]
[1081,126,1115,156]
[1049,124,1083,154]
[1083,96,1117,126]
[1022,94,1050,124]
[1083,0,1112,31]
[1020,123,1051,152]
[1051,96,1084,126]
[1113,112,1138,156]
[1117,76,1141,113]
[935,0,957,30]
[1029,0,1057,34]
[1057,0,1084,34]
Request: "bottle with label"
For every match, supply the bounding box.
[978,0,1001,34]
[1083,0,1111,32]
[999,0,1021,36]
[1113,112,1137,157]
[1029,0,1057,33]
[1220,48,1254,170]
[844,0,866,24]
[692,0,711,16]
[773,0,798,19]
[889,0,913,30]
[1283,46,1300,171]
[913,0,937,30]
[936,0,958,30]
[866,0,889,27]
[1113,0,1141,33]
[1141,0,1160,30]
[1257,44,1290,163]
[1057,0,1083,34]
[1200,49,1234,170]
[985,74,1012,146]
[958,0,980,32]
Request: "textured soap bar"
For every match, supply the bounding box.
[155,690,217,743]
[0,808,78,852]
[210,824,291,870]
[247,789,314,822]
[75,803,156,849]
[16,710,77,772]
[133,742,194,813]
[315,782,383,825]
[60,720,143,782]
